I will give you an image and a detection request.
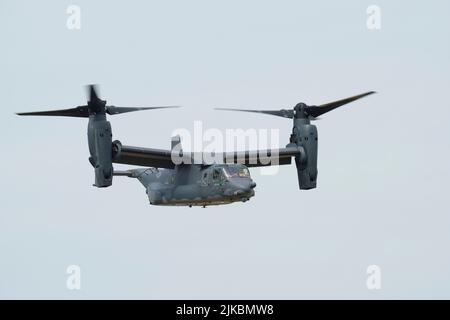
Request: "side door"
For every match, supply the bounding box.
[199,169,212,198]
[211,168,225,194]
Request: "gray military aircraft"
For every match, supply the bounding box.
[17,85,374,207]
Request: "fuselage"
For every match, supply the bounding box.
[128,164,256,207]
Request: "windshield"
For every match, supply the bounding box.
[225,165,250,178]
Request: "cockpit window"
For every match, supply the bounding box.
[225,165,250,178]
[212,168,227,182]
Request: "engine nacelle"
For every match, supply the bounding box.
[289,119,318,190]
[87,115,113,187]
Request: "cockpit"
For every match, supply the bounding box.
[203,164,251,185]
[201,164,256,201]
[223,165,250,178]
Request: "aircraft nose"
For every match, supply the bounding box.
[230,179,256,195]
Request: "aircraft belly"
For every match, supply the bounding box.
[158,184,232,206]
[147,181,255,206]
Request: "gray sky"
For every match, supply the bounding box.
[1,0,450,299]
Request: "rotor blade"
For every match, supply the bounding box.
[305,91,376,118]
[88,84,100,103]
[16,106,89,117]
[106,106,181,115]
[215,108,294,119]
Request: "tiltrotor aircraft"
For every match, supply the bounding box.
[17,85,374,207]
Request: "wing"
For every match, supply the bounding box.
[221,146,302,167]
[113,145,176,169]
[113,143,302,169]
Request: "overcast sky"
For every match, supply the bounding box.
[1,0,449,299]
